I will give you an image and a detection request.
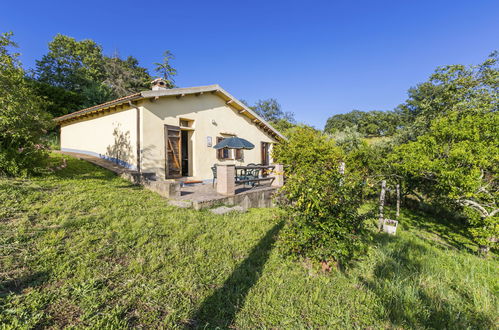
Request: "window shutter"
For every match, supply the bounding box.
[261,142,270,165]
[235,149,243,160]
[216,137,223,159]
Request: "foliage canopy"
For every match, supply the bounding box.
[324,109,402,137]
[0,32,52,176]
[34,34,176,117]
[391,110,498,250]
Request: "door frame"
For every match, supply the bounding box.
[180,129,190,177]
[165,125,182,178]
[261,142,271,165]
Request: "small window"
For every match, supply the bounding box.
[179,119,193,128]
[217,137,228,159]
[216,137,243,160]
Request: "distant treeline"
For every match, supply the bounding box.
[324,110,402,137]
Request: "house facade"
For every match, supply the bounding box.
[55,80,284,180]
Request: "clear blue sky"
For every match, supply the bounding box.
[2,0,498,128]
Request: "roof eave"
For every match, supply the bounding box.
[214,86,288,141]
[54,84,287,141]
[54,94,143,123]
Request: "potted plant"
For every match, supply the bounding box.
[383,219,398,235]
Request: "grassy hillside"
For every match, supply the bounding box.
[1,154,497,328]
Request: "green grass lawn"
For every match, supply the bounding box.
[1,154,498,328]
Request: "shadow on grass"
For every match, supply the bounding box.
[398,207,476,254]
[189,221,283,329]
[48,156,121,181]
[362,234,494,329]
[0,271,49,298]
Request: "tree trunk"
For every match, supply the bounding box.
[479,236,497,256]
[396,183,400,220]
[378,180,386,231]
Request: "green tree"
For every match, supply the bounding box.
[0,32,52,176]
[252,98,294,123]
[324,110,402,137]
[103,55,151,97]
[394,51,498,142]
[29,79,84,118]
[35,34,156,114]
[273,126,337,174]
[154,50,177,88]
[331,125,364,153]
[36,34,106,92]
[242,98,297,136]
[391,110,498,253]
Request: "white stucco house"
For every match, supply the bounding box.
[55,79,285,180]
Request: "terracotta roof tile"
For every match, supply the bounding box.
[54,92,142,122]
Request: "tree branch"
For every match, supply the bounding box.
[458,199,490,218]
[489,209,499,217]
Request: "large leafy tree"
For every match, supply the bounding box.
[389,53,499,252]
[0,32,52,176]
[394,52,498,142]
[36,34,106,92]
[34,34,155,115]
[391,110,498,252]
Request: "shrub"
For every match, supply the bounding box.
[274,128,367,265]
[273,126,340,175]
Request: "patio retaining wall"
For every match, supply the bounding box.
[191,186,278,210]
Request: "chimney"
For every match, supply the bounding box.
[151,78,168,91]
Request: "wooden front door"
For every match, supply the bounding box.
[165,125,182,178]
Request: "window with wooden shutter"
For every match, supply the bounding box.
[235,149,243,160]
[216,137,224,159]
[216,137,237,160]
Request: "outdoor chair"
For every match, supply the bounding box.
[235,166,247,182]
[245,163,260,187]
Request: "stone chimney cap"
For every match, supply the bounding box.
[151,78,168,90]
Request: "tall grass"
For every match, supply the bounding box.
[0,153,497,328]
